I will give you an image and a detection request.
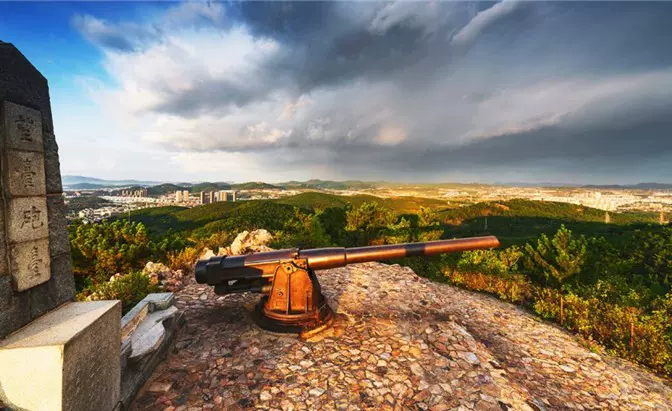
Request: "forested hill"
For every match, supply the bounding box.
[147,183,185,195]
[122,193,658,247]
[438,199,655,225]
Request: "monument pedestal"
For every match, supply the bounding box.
[0,301,121,411]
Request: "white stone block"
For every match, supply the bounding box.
[0,301,121,411]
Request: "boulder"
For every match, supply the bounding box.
[199,248,216,260]
[217,247,230,256]
[229,229,274,255]
[142,262,186,292]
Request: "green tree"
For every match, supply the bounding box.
[416,206,443,242]
[525,225,587,323]
[345,202,395,245]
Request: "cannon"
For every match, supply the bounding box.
[196,236,499,337]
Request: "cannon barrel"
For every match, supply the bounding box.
[196,236,499,286]
[302,236,499,270]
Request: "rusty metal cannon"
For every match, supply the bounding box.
[196,236,499,337]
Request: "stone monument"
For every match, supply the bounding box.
[0,41,121,411]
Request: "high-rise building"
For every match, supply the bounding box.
[182,190,190,201]
[175,190,183,202]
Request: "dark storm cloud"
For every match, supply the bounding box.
[76,1,672,182]
[143,1,465,116]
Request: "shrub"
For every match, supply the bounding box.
[76,271,160,313]
[457,247,522,276]
[167,246,200,273]
[444,269,532,304]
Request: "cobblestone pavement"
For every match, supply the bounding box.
[131,263,672,411]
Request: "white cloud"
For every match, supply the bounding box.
[369,1,454,35]
[68,2,672,182]
[451,0,520,46]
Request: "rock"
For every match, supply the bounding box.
[148,381,173,393]
[408,346,422,358]
[463,352,480,366]
[410,362,424,376]
[259,391,272,401]
[309,388,325,397]
[142,262,187,292]
[200,248,216,260]
[229,229,274,255]
[217,247,230,256]
[559,364,576,373]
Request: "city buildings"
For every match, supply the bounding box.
[199,190,238,205]
[120,188,148,197]
[175,190,191,203]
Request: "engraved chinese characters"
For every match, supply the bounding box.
[7,150,46,196]
[4,101,43,152]
[1,101,50,291]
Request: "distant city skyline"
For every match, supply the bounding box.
[61,174,672,189]
[3,1,672,184]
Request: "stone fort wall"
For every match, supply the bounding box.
[0,41,75,339]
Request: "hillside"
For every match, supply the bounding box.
[231,182,282,190]
[125,193,659,248]
[147,183,186,196]
[279,179,380,190]
[275,192,448,213]
[438,199,656,224]
[190,182,232,193]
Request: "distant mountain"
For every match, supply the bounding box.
[278,179,377,190]
[231,182,282,190]
[494,182,582,188]
[63,175,163,188]
[582,183,672,190]
[67,183,113,190]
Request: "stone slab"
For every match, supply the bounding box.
[1,100,43,152]
[9,237,50,292]
[120,310,184,410]
[5,149,46,197]
[0,301,121,411]
[121,300,149,341]
[6,195,49,243]
[130,305,179,361]
[145,292,175,312]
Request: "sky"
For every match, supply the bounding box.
[1,1,672,185]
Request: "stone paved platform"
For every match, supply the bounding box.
[131,263,672,411]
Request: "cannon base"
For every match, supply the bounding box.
[252,297,334,338]
[251,264,335,338]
